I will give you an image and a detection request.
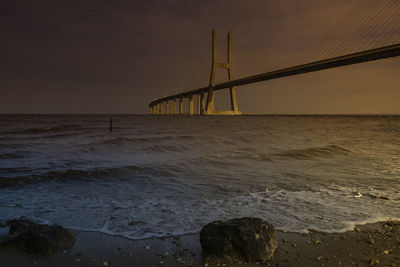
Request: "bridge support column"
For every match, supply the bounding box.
[189,95,194,115]
[179,98,183,114]
[197,94,201,114]
[172,99,177,114]
[205,88,215,114]
[165,101,169,114]
[200,92,205,114]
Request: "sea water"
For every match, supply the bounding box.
[0,115,399,239]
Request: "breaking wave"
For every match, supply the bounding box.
[274,145,352,160]
[0,165,176,188]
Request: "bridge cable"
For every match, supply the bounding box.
[303,0,375,63]
[299,0,400,65]
[372,2,400,48]
[298,0,366,64]
[338,0,397,56]
[360,0,400,51]
[303,0,376,63]
[324,0,378,57]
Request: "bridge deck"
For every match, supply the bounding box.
[150,43,400,106]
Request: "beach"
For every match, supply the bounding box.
[1,220,399,266]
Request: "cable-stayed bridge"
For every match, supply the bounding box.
[149,0,400,115]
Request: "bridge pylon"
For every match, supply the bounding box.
[204,29,241,115]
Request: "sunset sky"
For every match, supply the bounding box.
[1,0,400,114]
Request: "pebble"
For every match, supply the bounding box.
[292,243,297,248]
[383,249,391,254]
[316,256,324,261]
[369,258,379,265]
[314,240,321,245]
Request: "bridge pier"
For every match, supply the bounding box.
[166,101,169,114]
[197,94,201,114]
[189,95,194,115]
[200,93,205,114]
[205,88,215,115]
[172,99,176,114]
[179,98,183,114]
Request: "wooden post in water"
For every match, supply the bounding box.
[110,118,113,132]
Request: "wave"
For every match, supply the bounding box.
[274,145,352,160]
[1,124,82,135]
[0,153,23,160]
[102,135,194,145]
[0,165,176,189]
[141,144,188,153]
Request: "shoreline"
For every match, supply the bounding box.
[1,220,399,266]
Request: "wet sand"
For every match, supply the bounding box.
[1,221,399,266]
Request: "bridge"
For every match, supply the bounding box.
[149,0,400,115]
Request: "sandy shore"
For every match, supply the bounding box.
[1,220,399,266]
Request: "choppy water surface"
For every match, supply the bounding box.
[0,115,399,239]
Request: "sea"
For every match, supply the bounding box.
[0,114,399,240]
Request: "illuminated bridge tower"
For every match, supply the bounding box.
[205,30,241,115]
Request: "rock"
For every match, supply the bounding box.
[0,217,75,255]
[200,217,277,264]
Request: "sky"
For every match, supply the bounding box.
[1,0,400,114]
